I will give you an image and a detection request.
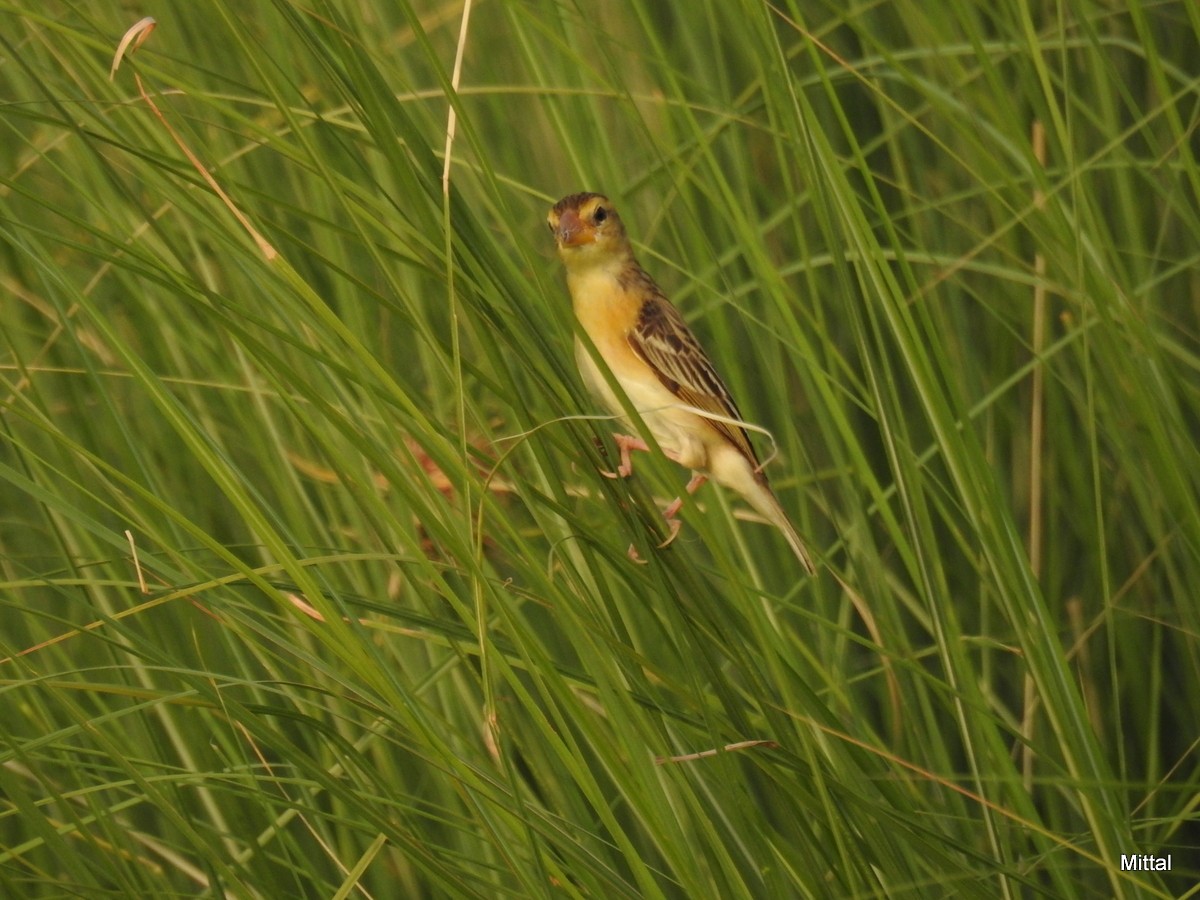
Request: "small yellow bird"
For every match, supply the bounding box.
[548,191,815,573]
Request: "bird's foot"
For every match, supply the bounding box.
[599,433,651,479]
[655,517,683,549]
[656,473,707,547]
[626,472,709,559]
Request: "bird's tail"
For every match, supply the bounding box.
[746,481,816,575]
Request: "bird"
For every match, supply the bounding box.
[547,191,815,573]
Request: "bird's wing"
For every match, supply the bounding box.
[626,278,762,470]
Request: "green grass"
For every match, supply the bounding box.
[2,0,1198,896]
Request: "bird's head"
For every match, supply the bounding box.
[547,192,630,268]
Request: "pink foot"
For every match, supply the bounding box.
[656,517,683,549]
[598,438,709,560]
[656,472,707,548]
[600,433,651,479]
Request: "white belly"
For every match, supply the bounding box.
[575,337,709,470]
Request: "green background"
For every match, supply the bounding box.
[1,1,1197,896]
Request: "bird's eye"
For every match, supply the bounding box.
[592,206,607,224]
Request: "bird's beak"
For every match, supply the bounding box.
[554,209,592,248]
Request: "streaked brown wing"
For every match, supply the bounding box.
[625,274,762,469]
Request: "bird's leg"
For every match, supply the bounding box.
[628,473,707,559]
[599,433,651,479]
[661,473,708,519]
[598,435,697,560]
[656,472,708,548]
